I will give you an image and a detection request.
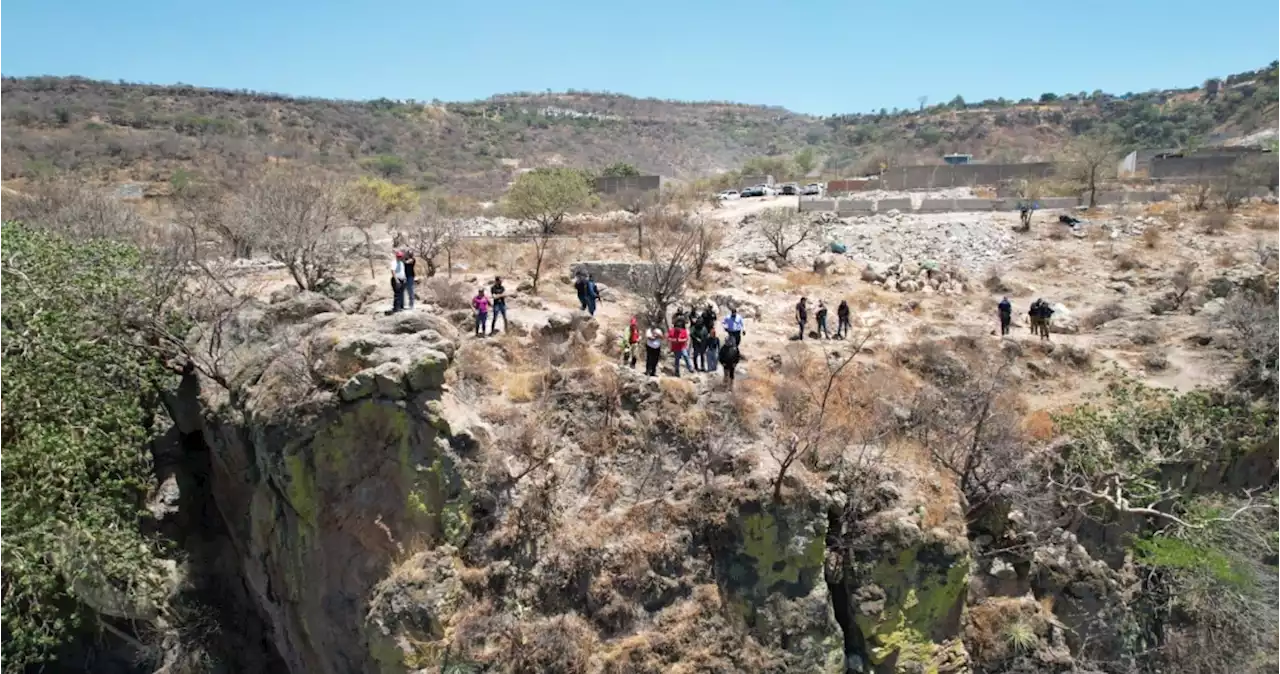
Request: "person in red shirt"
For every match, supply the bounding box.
[668,322,693,376]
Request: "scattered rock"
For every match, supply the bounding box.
[372,362,407,399]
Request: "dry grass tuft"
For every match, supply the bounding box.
[658,377,697,405]
[1028,254,1059,272]
[1112,251,1143,271]
[1141,226,1162,249]
[505,369,548,402]
[1200,210,1232,235]
[782,270,822,289]
[1247,214,1278,231]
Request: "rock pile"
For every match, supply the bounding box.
[834,211,1018,274]
[861,258,972,295]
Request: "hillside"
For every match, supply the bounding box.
[2,62,1276,196]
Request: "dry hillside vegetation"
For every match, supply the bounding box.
[2,62,1276,196]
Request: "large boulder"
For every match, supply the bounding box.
[540,311,599,343]
[813,252,851,276]
[268,291,343,323]
[862,261,892,283]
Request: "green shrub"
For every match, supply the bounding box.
[1,223,178,668]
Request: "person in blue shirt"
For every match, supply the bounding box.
[998,297,1012,336]
[722,309,745,347]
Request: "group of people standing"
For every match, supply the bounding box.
[573,272,601,316]
[793,298,852,340]
[470,278,509,336]
[621,305,746,387]
[389,249,417,313]
[997,296,1055,340]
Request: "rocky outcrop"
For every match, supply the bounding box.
[180,295,476,674]
[710,498,845,673]
[829,476,974,674]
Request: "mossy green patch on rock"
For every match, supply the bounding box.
[713,499,844,673]
[283,453,318,528]
[851,538,971,672]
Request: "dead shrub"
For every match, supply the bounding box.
[1028,254,1059,272]
[1141,350,1170,372]
[1141,226,1162,249]
[1084,301,1126,329]
[1047,227,1067,241]
[1200,210,1231,235]
[1129,323,1163,345]
[421,276,472,310]
[1113,252,1143,271]
[1248,214,1278,231]
[1048,343,1093,369]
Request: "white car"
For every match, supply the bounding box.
[760,185,778,197]
[717,190,740,200]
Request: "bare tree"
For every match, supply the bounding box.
[909,354,1026,516]
[1065,133,1120,209]
[755,207,816,263]
[769,331,875,503]
[690,215,724,280]
[398,202,461,278]
[1190,177,1214,211]
[2,180,147,243]
[635,228,697,325]
[231,168,353,291]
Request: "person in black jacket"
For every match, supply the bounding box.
[998,297,1012,336]
[836,300,851,339]
[574,272,589,311]
[795,297,808,340]
[718,338,741,389]
[490,277,508,334]
[816,301,830,339]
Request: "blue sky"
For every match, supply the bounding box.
[3,0,1277,115]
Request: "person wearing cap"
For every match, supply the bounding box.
[390,250,407,313]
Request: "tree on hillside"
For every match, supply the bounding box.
[1,224,180,669]
[398,201,460,278]
[690,215,725,280]
[1065,133,1121,208]
[232,168,354,291]
[755,208,816,263]
[341,177,420,280]
[742,156,794,181]
[601,162,641,178]
[792,148,818,177]
[636,228,697,326]
[504,169,592,235]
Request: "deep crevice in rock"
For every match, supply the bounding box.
[825,503,864,673]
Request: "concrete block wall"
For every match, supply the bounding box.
[594,175,660,195]
[1038,197,1080,209]
[918,199,955,212]
[799,199,836,212]
[877,198,913,212]
[881,162,1056,190]
[836,200,875,214]
[954,198,997,211]
[1149,155,1239,179]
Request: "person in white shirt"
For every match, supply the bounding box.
[644,326,664,376]
[390,250,407,313]
[722,309,745,347]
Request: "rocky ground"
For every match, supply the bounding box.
[164,189,1276,674]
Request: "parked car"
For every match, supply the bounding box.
[759,185,778,197]
[802,183,823,196]
[717,190,740,200]
[740,186,764,197]
[779,183,799,195]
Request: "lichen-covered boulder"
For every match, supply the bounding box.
[711,498,846,673]
[838,510,973,673]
